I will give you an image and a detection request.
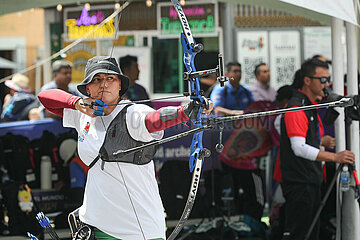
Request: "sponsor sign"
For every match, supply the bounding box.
[64,5,118,41]
[157,1,218,38]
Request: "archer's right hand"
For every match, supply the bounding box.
[75,98,99,117]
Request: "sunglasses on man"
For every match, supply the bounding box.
[307,76,331,84]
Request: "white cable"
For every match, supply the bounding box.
[0,1,131,83]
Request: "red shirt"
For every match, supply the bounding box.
[274,89,324,182]
[284,89,324,139]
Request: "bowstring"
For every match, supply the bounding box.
[97,1,147,239]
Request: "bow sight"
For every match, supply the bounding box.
[183,53,229,94]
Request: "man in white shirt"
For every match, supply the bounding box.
[250,63,277,102]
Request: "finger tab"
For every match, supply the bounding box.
[95,99,104,107]
[94,107,105,116]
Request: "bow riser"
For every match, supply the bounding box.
[181,34,202,100]
[180,32,205,173]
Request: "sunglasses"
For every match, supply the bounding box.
[307,76,331,84]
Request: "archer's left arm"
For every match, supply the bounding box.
[145,100,213,133]
[145,106,189,133]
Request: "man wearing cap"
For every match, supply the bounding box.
[1,73,36,122]
[38,56,212,240]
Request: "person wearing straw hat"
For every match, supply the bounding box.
[1,73,36,122]
[38,56,212,240]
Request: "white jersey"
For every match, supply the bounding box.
[63,101,166,240]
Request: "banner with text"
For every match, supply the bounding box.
[269,31,301,90]
[64,5,118,41]
[237,31,269,87]
[157,1,218,38]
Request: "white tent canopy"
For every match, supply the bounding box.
[219,0,359,26]
[281,0,359,26]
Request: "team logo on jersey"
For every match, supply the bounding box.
[78,122,90,142]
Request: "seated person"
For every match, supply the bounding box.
[1,73,36,122]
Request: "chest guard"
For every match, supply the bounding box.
[92,105,156,169]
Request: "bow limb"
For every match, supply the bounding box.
[170,0,196,48]
[166,0,207,239]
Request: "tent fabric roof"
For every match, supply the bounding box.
[280,0,358,26]
[0,0,110,16]
[219,0,358,26]
[1,0,358,26]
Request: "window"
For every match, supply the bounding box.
[152,37,219,94]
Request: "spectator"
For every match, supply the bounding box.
[219,99,277,222]
[290,69,303,90]
[280,58,354,240]
[211,62,271,222]
[220,86,293,225]
[250,63,277,101]
[210,62,253,116]
[118,55,153,107]
[274,85,294,109]
[1,73,36,122]
[268,85,294,239]
[40,60,79,95]
[312,55,332,65]
[27,60,80,120]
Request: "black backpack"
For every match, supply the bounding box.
[0,133,38,188]
[1,181,42,236]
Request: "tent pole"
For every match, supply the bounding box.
[331,16,346,240]
[343,21,360,240]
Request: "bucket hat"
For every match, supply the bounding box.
[5,73,31,92]
[77,56,129,97]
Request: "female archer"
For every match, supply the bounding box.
[38,56,212,240]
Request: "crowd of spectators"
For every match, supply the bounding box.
[1,55,357,240]
[208,57,356,240]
